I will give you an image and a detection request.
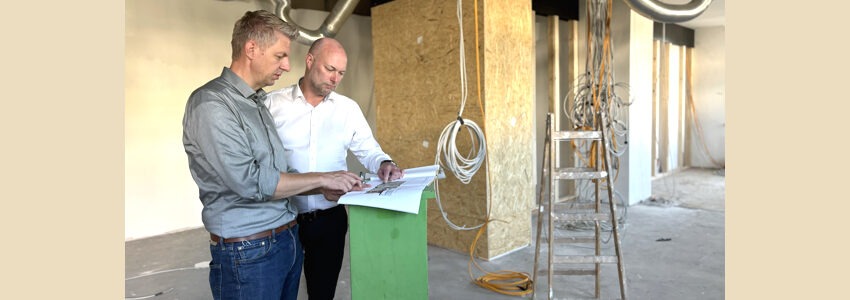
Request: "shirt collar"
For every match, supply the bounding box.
[221,67,267,104]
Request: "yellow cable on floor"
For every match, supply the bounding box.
[467,219,534,296]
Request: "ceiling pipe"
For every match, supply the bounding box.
[621,0,713,23]
[274,0,359,45]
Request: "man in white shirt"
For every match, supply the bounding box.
[264,37,404,300]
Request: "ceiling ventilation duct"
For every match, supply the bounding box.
[273,0,359,45]
[621,0,713,23]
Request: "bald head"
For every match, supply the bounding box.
[302,38,348,100]
[307,38,345,57]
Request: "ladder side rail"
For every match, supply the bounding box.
[598,110,628,300]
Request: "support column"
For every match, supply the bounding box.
[372,0,534,259]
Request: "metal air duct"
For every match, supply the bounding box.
[621,0,713,23]
[274,0,359,45]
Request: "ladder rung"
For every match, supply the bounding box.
[554,255,619,264]
[537,236,597,244]
[552,131,602,141]
[555,202,599,210]
[537,268,597,276]
[554,236,596,244]
[553,212,611,222]
[555,195,577,203]
[554,168,607,180]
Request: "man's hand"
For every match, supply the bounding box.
[277,170,370,200]
[377,161,404,182]
[321,170,368,192]
[321,189,346,201]
[320,182,371,202]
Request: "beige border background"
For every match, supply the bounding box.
[727,0,849,299]
[2,0,124,298]
[4,0,843,298]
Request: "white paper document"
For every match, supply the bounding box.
[338,165,444,214]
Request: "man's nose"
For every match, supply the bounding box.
[280,58,290,72]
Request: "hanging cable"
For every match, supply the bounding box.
[557,0,630,235]
[434,0,487,186]
[429,0,533,296]
[125,262,209,299]
[432,0,489,231]
[125,288,174,300]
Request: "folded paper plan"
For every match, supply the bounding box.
[338,165,444,214]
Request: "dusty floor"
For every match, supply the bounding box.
[126,167,724,299]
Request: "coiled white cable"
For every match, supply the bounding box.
[436,118,486,184]
[430,0,488,231]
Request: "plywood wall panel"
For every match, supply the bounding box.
[481,0,535,258]
[373,0,533,259]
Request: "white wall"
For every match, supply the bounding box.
[689,26,726,167]
[126,1,722,240]
[625,10,654,205]
[125,0,374,240]
[667,45,682,168]
[532,15,580,202]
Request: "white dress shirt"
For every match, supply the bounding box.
[264,81,392,213]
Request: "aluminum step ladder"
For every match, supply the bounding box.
[532,112,627,300]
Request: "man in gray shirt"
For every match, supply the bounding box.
[182,10,363,300]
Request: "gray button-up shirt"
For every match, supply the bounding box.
[183,67,297,238]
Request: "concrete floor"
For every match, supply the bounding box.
[126,167,724,299]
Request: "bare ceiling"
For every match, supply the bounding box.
[289,0,725,30]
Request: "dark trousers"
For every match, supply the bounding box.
[297,205,348,300]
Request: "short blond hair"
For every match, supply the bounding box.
[230,10,298,60]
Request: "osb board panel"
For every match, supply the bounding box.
[372,0,488,256]
[372,0,534,259]
[481,0,534,258]
[426,204,489,257]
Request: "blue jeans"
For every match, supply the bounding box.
[208,224,304,300]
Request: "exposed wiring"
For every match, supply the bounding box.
[432,179,485,231]
[125,288,174,300]
[434,0,487,186]
[467,219,533,297]
[430,0,532,296]
[558,0,632,235]
[435,118,487,185]
[125,262,209,281]
[432,0,488,231]
[124,262,209,299]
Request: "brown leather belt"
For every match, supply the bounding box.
[210,220,297,244]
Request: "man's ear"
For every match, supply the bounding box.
[305,53,314,69]
[244,40,258,60]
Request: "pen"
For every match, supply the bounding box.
[359,172,373,184]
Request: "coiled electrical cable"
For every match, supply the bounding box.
[431,0,489,232]
[432,0,532,297]
[434,0,487,186]
[435,118,486,185]
[554,0,632,239]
